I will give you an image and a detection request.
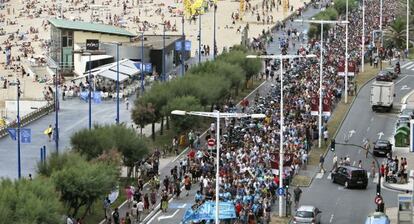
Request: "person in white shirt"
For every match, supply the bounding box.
[136,200,144,221]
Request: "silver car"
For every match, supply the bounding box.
[291,205,322,224]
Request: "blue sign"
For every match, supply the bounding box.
[411,121,414,152]
[182,201,236,223]
[20,128,31,143]
[185,41,191,51]
[175,41,182,51]
[144,63,152,73]
[134,62,143,70]
[277,187,285,196]
[7,128,16,140]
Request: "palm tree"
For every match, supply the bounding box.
[384,17,407,50]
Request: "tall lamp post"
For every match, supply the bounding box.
[247,54,316,217]
[16,79,21,179]
[407,0,410,57]
[55,68,59,152]
[362,0,365,72]
[213,3,217,59]
[111,41,121,124]
[295,19,349,148]
[159,22,166,81]
[197,8,202,64]
[345,0,349,103]
[181,16,185,76]
[83,52,92,129]
[141,32,145,92]
[171,110,265,224]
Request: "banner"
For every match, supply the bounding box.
[310,95,318,116]
[182,201,236,223]
[322,96,331,116]
[337,59,345,76]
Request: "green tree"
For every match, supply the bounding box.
[333,0,358,15]
[0,178,63,224]
[308,8,339,39]
[168,96,203,132]
[37,151,84,177]
[131,102,156,136]
[384,17,407,49]
[52,158,118,218]
[70,125,149,170]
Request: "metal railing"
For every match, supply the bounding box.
[0,102,55,138]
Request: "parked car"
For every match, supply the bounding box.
[364,212,390,224]
[375,71,394,82]
[373,140,392,157]
[291,205,322,224]
[331,166,368,189]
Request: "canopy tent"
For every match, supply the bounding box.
[84,59,141,82]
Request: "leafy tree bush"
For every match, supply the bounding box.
[168,96,203,132]
[51,157,118,218]
[0,178,63,224]
[333,0,358,15]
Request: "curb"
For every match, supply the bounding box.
[382,181,412,193]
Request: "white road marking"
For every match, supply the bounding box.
[367,126,370,132]
[405,63,414,70]
[315,173,324,179]
[177,203,187,209]
[371,117,374,122]
[358,149,361,154]
[329,214,334,223]
[147,210,162,224]
[327,174,332,180]
[158,209,180,221]
[401,62,413,68]
[373,174,379,184]
[352,161,356,166]
[395,75,409,85]
[367,172,371,178]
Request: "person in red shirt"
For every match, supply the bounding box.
[188,149,195,160]
[235,201,243,217]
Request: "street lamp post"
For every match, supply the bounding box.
[112,41,121,124]
[141,32,145,92]
[171,110,265,224]
[345,0,349,103]
[55,68,59,152]
[295,19,349,148]
[163,22,166,81]
[83,52,92,129]
[181,16,185,76]
[407,0,410,57]
[198,9,202,64]
[16,79,21,179]
[362,0,365,72]
[247,54,316,217]
[213,4,217,59]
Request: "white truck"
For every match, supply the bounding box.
[370,81,395,112]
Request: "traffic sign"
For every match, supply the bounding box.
[277,187,285,196]
[7,128,16,140]
[185,41,191,51]
[21,128,31,144]
[375,195,383,205]
[207,138,215,147]
[144,63,152,73]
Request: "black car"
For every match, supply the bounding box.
[331,166,368,189]
[373,140,392,157]
[375,71,394,82]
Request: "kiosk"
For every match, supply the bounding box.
[397,194,412,224]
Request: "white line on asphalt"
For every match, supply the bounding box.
[158,209,180,221]
[329,214,334,223]
[373,174,379,184]
[395,75,409,85]
[401,62,414,68]
[177,203,187,209]
[147,210,161,224]
[315,173,324,179]
[405,63,414,70]
[352,161,356,166]
[327,174,332,180]
[358,149,361,154]
[371,117,374,122]
[367,126,370,132]
[243,80,267,100]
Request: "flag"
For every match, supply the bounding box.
[310,95,318,116]
[322,96,331,116]
[337,59,345,76]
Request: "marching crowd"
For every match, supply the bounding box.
[107,0,402,223]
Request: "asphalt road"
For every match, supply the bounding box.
[297,60,414,224]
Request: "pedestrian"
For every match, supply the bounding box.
[125,97,129,110]
[331,154,338,171]
[319,154,326,173]
[358,160,363,168]
[150,189,156,210]
[103,197,111,221]
[184,175,192,196]
[44,124,53,142]
[137,200,144,221]
[112,207,120,224]
[131,203,138,222]
[143,193,149,211]
[323,128,329,145]
[293,186,302,209]
[161,189,169,212]
[370,161,376,179]
[124,212,132,224]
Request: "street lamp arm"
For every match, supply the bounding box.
[246,54,317,59]
[294,19,349,24]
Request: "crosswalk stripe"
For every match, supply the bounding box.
[327,174,332,180]
[405,63,414,70]
[367,172,371,178]
[401,62,413,68]
[373,174,379,183]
